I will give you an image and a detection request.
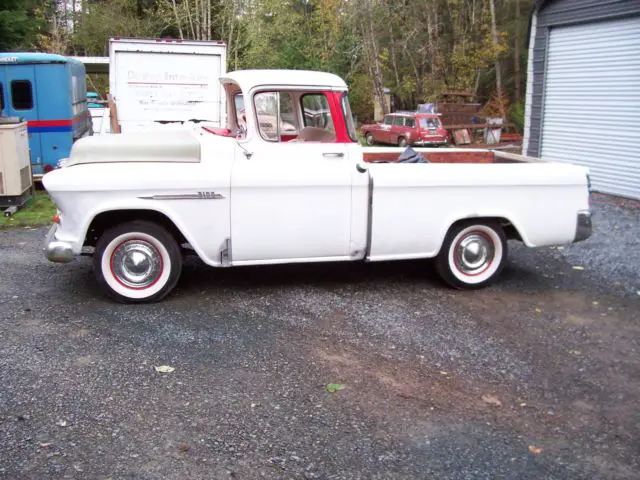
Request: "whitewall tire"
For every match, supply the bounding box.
[94,221,182,303]
[435,221,507,289]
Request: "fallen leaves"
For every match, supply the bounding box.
[535,308,542,314]
[528,445,544,455]
[568,349,581,356]
[481,394,502,407]
[154,365,175,373]
[326,383,345,393]
[178,442,189,452]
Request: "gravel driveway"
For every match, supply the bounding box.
[1,194,639,479]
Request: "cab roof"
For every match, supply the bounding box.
[0,52,82,66]
[221,69,348,93]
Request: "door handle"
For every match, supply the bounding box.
[322,152,344,158]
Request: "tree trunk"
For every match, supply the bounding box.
[387,2,401,89]
[488,0,506,117]
[514,0,522,101]
[185,0,196,39]
[171,0,184,39]
[207,0,212,40]
[363,0,387,116]
[194,0,200,39]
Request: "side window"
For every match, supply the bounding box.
[279,92,297,136]
[405,117,416,128]
[234,93,246,135]
[393,116,405,126]
[11,80,33,110]
[254,92,278,141]
[301,93,334,132]
[383,116,392,125]
[254,91,298,142]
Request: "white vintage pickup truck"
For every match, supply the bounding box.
[43,70,592,303]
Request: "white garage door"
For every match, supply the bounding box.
[541,16,640,199]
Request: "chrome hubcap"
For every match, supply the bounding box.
[455,233,494,274]
[111,240,162,288]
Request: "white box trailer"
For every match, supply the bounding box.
[109,38,227,133]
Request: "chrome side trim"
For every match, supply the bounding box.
[138,192,225,201]
[574,210,592,243]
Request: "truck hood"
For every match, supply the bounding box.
[63,130,201,167]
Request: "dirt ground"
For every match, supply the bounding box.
[0,194,639,479]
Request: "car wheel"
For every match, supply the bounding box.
[365,133,375,146]
[435,221,507,290]
[94,221,183,303]
[398,137,408,148]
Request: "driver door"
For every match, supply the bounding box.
[230,91,353,264]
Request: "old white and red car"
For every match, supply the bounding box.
[361,112,449,147]
[43,70,592,303]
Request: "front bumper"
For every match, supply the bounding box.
[44,224,74,263]
[574,210,592,243]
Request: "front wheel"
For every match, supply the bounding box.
[94,221,183,303]
[398,137,408,148]
[435,221,507,290]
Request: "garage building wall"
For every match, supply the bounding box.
[525,0,640,159]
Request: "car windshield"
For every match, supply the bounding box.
[341,93,358,141]
[419,118,439,129]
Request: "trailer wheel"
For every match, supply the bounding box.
[94,221,182,303]
[435,221,507,290]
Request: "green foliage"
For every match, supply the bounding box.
[4,0,532,123]
[0,192,55,229]
[71,0,165,56]
[0,0,46,51]
[326,383,345,393]
[510,101,525,133]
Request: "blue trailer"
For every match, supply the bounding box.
[0,53,92,176]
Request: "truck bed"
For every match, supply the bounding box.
[361,147,539,164]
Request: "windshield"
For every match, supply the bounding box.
[341,93,357,141]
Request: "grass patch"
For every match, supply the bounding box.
[0,191,55,229]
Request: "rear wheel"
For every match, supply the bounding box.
[435,221,507,290]
[94,221,182,303]
[365,133,375,146]
[398,137,408,148]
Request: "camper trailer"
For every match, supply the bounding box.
[0,53,92,176]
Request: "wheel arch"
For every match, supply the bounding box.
[84,209,188,248]
[435,215,527,256]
